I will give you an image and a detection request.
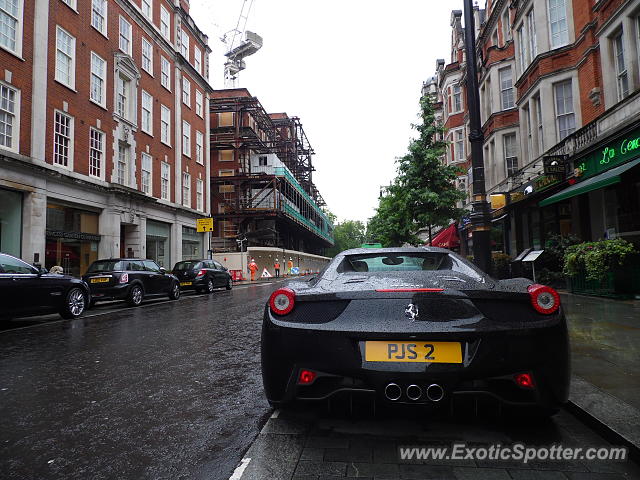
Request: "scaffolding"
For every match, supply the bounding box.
[209,90,333,254]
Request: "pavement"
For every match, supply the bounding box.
[562,293,640,453]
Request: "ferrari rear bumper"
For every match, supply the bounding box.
[261,318,570,410]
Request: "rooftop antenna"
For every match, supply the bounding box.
[222,0,263,88]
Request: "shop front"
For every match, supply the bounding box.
[146,220,171,268]
[0,188,23,258]
[540,123,640,244]
[45,203,100,277]
[182,226,204,261]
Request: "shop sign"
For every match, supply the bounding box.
[543,155,568,175]
[575,125,640,179]
[534,174,563,192]
[46,230,101,242]
[196,217,214,232]
[490,193,506,210]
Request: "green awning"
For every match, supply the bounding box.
[539,157,640,207]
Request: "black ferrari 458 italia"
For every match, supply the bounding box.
[261,247,569,416]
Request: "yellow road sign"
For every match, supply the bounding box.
[196,217,214,232]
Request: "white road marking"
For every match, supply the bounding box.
[270,409,280,419]
[228,457,251,480]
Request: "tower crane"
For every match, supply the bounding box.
[221,0,263,88]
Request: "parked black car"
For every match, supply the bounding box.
[172,259,233,293]
[0,252,89,320]
[82,259,180,307]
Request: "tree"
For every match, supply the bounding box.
[367,95,466,246]
[327,220,366,257]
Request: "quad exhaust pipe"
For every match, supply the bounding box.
[383,383,444,402]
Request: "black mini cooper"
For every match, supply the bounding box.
[83,259,180,307]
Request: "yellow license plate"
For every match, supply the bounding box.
[365,341,462,363]
[180,281,193,286]
[90,277,109,283]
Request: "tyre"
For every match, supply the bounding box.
[226,277,233,290]
[205,278,215,294]
[168,282,181,300]
[59,287,87,319]
[127,284,144,307]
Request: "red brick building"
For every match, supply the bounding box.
[0,0,212,275]
[432,0,640,256]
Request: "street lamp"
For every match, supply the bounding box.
[463,0,492,275]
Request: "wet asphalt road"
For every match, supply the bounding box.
[0,283,278,480]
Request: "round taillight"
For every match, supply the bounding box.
[269,288,295,315]
[528,284,560,314]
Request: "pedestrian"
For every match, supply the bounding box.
[248,258,258,282]
[274,258,280,278]
[287,257,294,276]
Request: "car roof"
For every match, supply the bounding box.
[175,259,211,262]
[339,246,452,255]
[93,258,149,262]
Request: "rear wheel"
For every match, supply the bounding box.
[127,285,144,307]
[59,288,86,319]
[226,277,233,290]
[205,278,215,294]
[168,282,180,300]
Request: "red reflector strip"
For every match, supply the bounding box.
[375,288,444,293]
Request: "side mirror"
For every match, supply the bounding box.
[159,267,166,274]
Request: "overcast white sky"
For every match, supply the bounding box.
[190,0,464,224]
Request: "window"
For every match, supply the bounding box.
[504,133,518,176]
[90,52,106,106]
[195,130,203,164]
[218,112,234,127]
[613,31,629,101]
[499,67,514,109]
[0,83,18,150]
[161,161,170,200]
[452,84,462,112]
[89,128,104,178]
[548,0,568,48]
[55,27,75,88]
[161,56,171,90]
[182,77,191,106]
[454,129,464,162]
[119,16,131,54]
[195,90,203,117]
[527,9,537,58]
[554,80,575,140]
[180,29,189,58]
[194,46,202,74]
[517,26,526,71]
[160,5,170,39]
[116,76,130,119]
[196,178,203,211]
[258,156,267,166]
[182,120,191,157]
[141,90,153,135]
[502,9,511,42]
[161,105,171,145]
[0,0,22,54]
[524,104,533,161]
[61,0,76,9]
[142,37,153,75]
[116,143,128,185]
[491,29,498,47]
[141,153,152,194]
[54,111,73,167]
[91,0,107,35]
[182,172,191,207]
[141,0,152,19]
[534,95,544,155]
[219,150,233,162]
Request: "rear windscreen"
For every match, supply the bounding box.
[173,261,202,271]
[337,252,484,280]
[87,261,127,273]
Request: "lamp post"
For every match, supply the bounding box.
[463,0,492,275]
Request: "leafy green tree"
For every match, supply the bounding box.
[327,220,366,257]
[367,95,466,245]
